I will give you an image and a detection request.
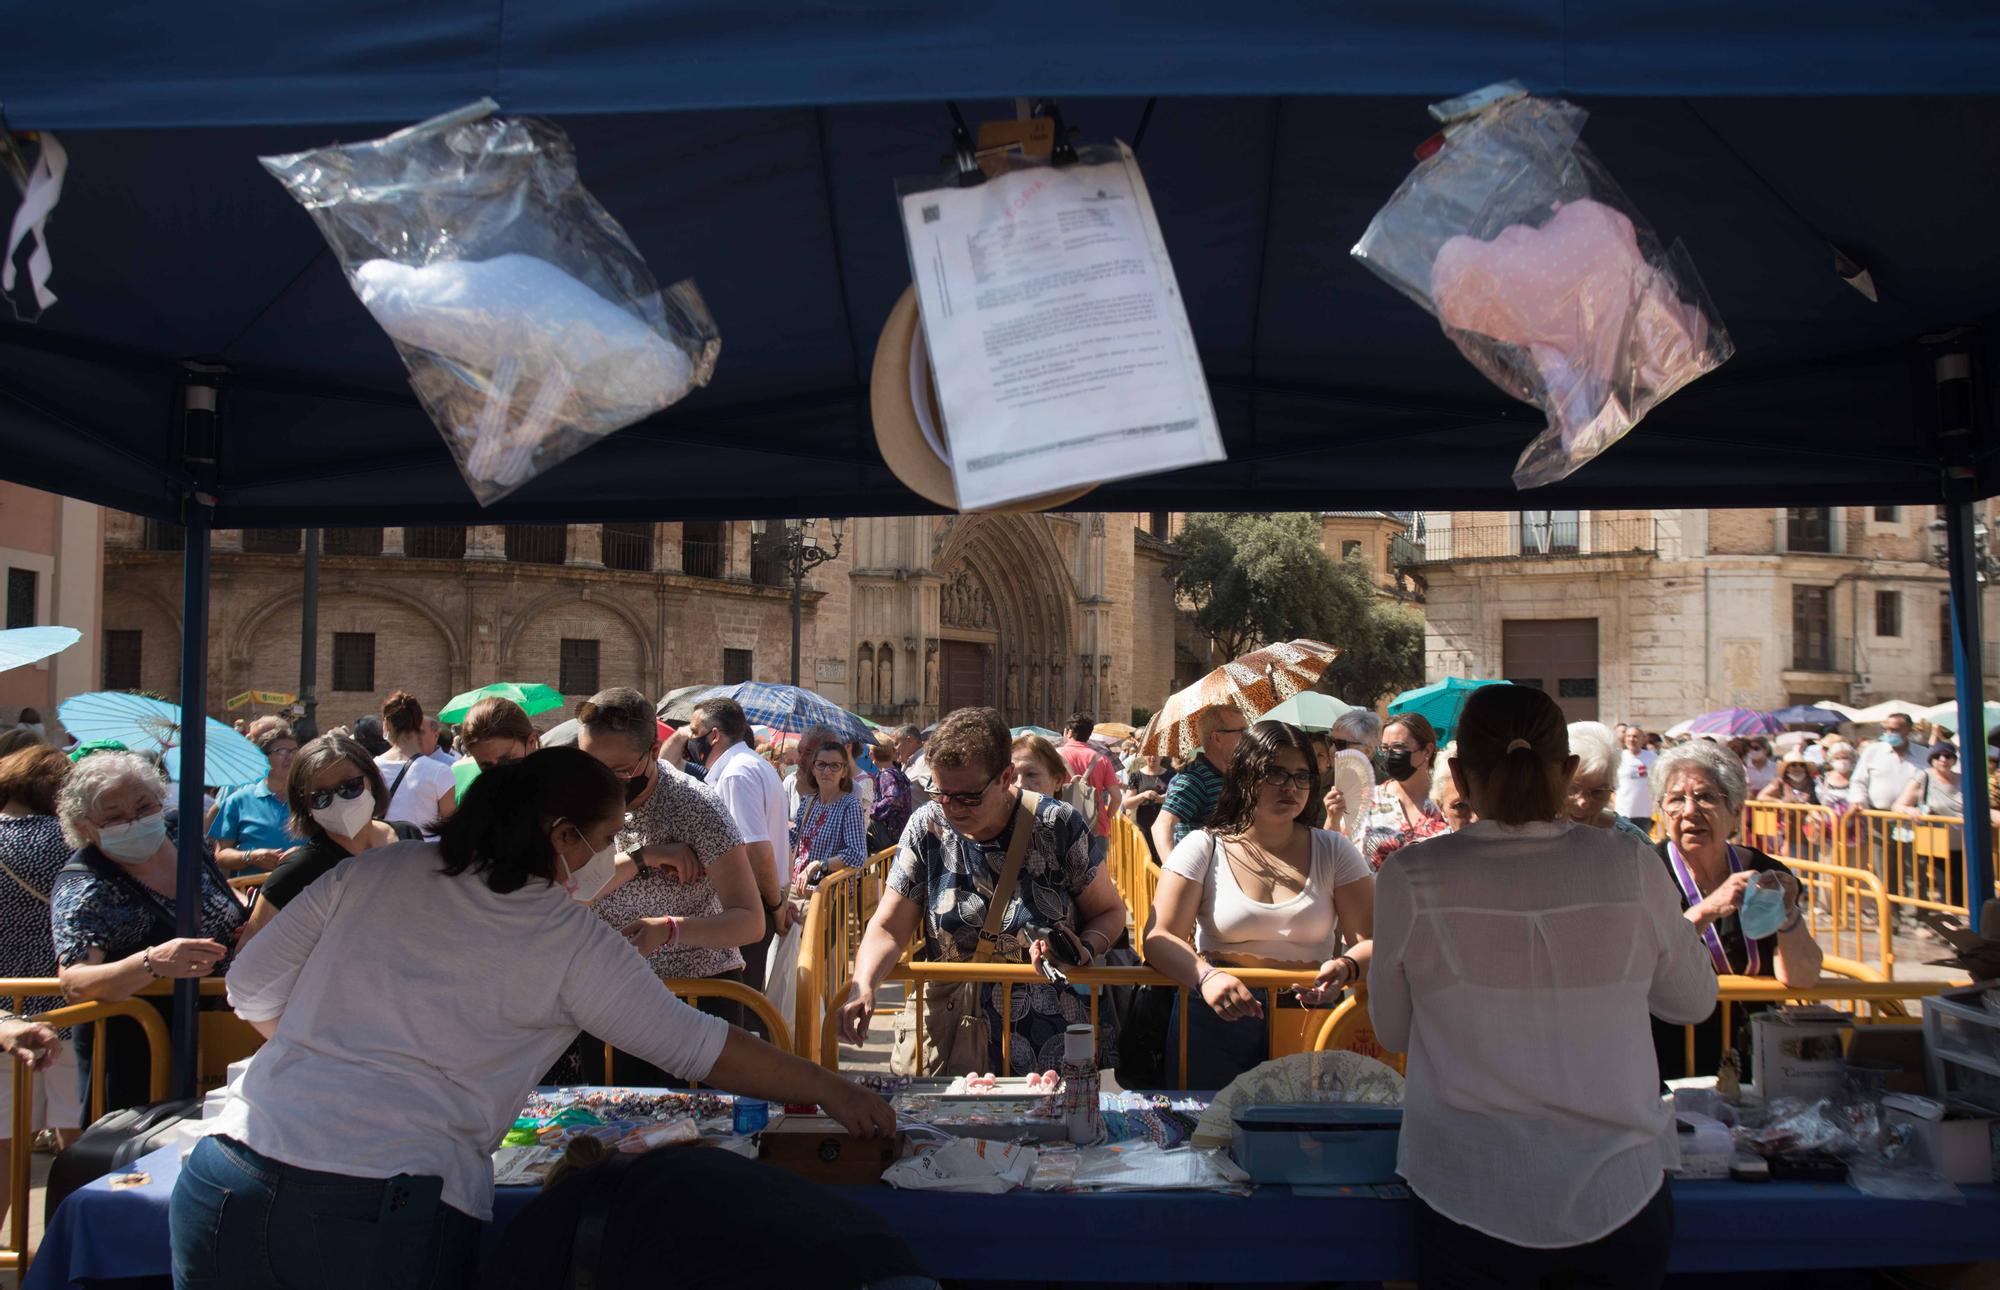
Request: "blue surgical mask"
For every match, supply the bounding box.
[97,812,168,865]
[1883,734,1906,750]
[1738,880,1788,941]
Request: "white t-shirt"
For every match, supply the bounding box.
[214,841,728,1220]
[1162,828,1372,963]
[708,740,791,893]
[1369,820,1715,1249]
[1613,748,1655,819]
[375,752,456,829]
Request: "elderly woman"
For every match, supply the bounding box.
[1895,740,1965,912]
[1566,722,1655,846]
[206,723,302,873]
[1147,721,1374,1089]
[1327,714,1450,870]
[1371,685,1713,1289]
[51,751,247,1110]
[1429,744,1474,830]
[573,688,762,1056]
[838,707,1128,1075]
[239,734,426,941]
[1649,740,1822,1080]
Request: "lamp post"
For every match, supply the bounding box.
[751,518,845,686]
[1927,510,1997,932]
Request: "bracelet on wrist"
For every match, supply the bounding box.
[1195,964,1219,990]
[1777,907,1803,935]
[1335,954,1360,985]
[141,947,161,979]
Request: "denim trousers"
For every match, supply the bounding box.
[170,1135,481,1290]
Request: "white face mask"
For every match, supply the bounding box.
[557,826,617,903]
[311,791,377,840]
[97,812,168,864]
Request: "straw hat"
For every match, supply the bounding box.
[869,284,1093,513]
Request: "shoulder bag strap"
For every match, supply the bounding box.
[971,791,1039,965]
[0,854,48,905]
[387,759,415,804]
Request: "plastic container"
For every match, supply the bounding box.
[1230,1103,1403,1185]
[732,1098,770,1135]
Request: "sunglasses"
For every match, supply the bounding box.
[929,766,1004,810]
[306,775,369,811]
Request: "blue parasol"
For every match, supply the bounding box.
[0,625,81,673]
[56,691,271,787]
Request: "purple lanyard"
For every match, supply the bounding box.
[1666,840,1759,977]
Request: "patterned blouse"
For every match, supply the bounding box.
[792,791,868,874]
[50,845,246,974]
[593,761,746,981]
[887,793,1115,1073]
[0,814,72,1018]
[1358,782,1451,871]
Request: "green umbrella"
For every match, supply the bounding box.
[1012,725,1060,740]
[438,682,565,723]
[1387,677,1509,745]
[452,757,482,802]
[1261,692,1360,733]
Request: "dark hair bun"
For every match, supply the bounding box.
[381,690,424,735]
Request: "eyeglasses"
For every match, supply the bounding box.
[812,760,847,774]
[1259,768,1315,793]
[306,775,368,811]
[928,766,1004,810]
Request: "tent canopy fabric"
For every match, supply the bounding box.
[3,5,2000,526]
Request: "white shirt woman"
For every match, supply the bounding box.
[1370,684,1713,1289]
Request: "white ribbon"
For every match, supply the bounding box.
[3,132,66,313]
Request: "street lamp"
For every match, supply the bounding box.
[1927,515,2000,582]
[751,517,846,686]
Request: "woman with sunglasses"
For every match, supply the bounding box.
[240,733,425,940]
[1895,739,1966,912]
[1146,720,1375,1089]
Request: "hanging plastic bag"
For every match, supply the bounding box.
[261,100,719,505]
[1352,83,1732,489]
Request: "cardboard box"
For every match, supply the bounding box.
[1751,1008,1852,1104]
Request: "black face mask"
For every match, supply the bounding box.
[622,766,651,804]
[685,733,714,765]
[1377,748,1419,783]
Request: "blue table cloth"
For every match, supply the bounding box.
[27,1141,2000,1287]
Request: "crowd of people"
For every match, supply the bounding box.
[0,679,1988,1288]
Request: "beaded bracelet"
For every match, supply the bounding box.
[140,946,162,979]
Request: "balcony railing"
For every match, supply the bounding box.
[602,523,654,572]
[505,525,568,566]
[1398,517,1658,564]
[681,539,725,580]
[1788,637,1857,675]
[750,544,791,588]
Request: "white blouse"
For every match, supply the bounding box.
[1162,828,1371,963]
[1369,820,1715,1249]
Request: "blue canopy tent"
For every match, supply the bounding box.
[4,2,1999,1092]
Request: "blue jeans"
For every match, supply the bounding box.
[170,1135,480,1290]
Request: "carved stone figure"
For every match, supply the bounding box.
[924,639,941,709]
[1028,658,1044,726]
[1005,660,1021,720]
[1050,660,1065,722]
[877,645,894,712]
[856,643,876,707]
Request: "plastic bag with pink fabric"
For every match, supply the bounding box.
[1351,83,1733,489]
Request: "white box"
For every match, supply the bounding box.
[1751,1008,1852,1104]
[1886,1106,1998,1184]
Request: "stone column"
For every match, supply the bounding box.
[728,523,754,581]
[381,527,405,557]
[466,526,506,560]
[567,524,603,567]
[656,522,684,574]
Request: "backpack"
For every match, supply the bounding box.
[1058,751,1111,828]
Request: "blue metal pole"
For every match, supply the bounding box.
[172,376,220,1098]
[1945,501,1993,934]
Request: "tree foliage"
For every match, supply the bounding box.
[1168,512,1426,706]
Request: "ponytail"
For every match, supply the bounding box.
[435,747,621,893]
[1454,685,1568,826]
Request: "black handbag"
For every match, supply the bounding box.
[44,1096,201,1221]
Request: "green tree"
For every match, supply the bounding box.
[1168,512,1425,706]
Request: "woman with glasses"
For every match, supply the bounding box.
[207,724,304,873]
[1146,721,1375,1089]
[572,688,763,1051]
[1648,740,1821,1081]
[791,741,869,887]
[240,733,425,941]
[836,707,1128,1075]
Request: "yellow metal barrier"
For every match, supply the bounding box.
[1781,856,1894,978]
[1848,808,1996,924]
[228,872,269,892]
[1104,815,1158,945]
[600,978,791,1083]
[796,848,897,1065]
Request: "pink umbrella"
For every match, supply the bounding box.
[1685,707,1784,737]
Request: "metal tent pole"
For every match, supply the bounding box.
[173,373,221,1097]
[1937,348,1993,934]
[297,528,319,740]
